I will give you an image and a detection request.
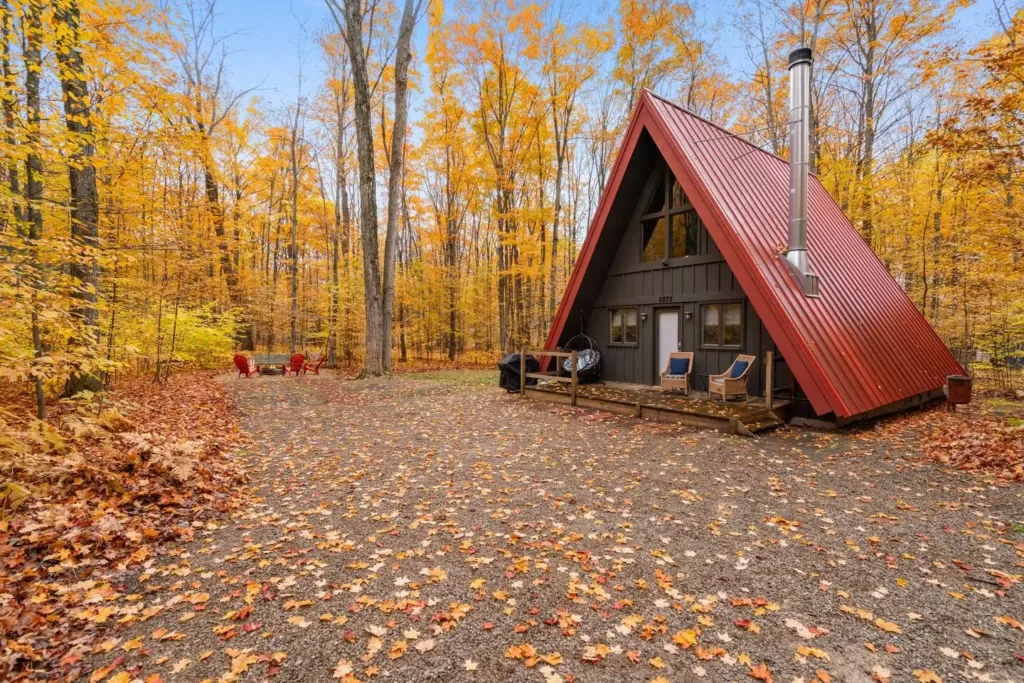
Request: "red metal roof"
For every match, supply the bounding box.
[544,91,964,419]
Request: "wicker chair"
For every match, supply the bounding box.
[660,351,694,394]
[709,354,755,401]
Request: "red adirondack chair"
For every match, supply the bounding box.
[304,355,327,375]
[234,354,260,378]
[287,353,305,376]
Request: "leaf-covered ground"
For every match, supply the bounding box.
[0,373,250,680]
[14,372,1024,682]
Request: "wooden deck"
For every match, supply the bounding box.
[525,380,789,435]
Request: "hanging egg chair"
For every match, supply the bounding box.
[560,333,602,382]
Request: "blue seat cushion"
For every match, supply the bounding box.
[668,357,690,375]
[729,360,749,379]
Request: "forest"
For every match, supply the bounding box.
[3,3,1024,681]
[0,0,1021,410]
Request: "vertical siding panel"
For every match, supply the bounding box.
[640,310,648,383]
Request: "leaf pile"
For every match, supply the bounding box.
[917,411,1024,481]
[0,373,249,679]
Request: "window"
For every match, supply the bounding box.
[670,177,689,209]
[701,302,742,348]
[643,172,665,215]
[670,210,699,258]
[610,308,639,345]
[638,166,702,262]
[642,217,667,263]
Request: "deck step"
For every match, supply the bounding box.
[740,413,784,434]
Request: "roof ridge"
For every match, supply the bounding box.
[641,89,792,167]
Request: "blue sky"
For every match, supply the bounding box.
[214,0,999,117]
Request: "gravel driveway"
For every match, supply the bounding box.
[85,373,1024,682]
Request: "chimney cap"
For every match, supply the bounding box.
[788,47,812,67]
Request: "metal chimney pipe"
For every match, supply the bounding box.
[784,47,819,297]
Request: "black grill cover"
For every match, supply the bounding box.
[497,353,539,392]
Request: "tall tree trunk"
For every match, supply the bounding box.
[200,141,238,299]
[536,132,546,344]
[289,105,302,354]
[24,1,44,417]
[550,128,565,319]
[153,253,167,382]
[855,10,877,248]
[328,134,342,368]
[55,0,103,394]
[328,0,420,376]
[1,0,20,232]
[332,0,383,376]
[165,268,183,381]
[444,138,459,361]
[327,226,339,365]
[341,162,353,361]
[929,155,945,321]
[446,210,458,361]
[399,182,413,363]
[1006,159,1019,268]
[497,201,508,351]
[381,0,419,373]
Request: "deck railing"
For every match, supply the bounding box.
[520,349,578,406]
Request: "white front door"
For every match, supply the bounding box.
[656,309,679,378]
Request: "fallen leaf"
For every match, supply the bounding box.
[795,645,830,662]
[748,662,773,682]
[332,659,353,678]
[785,618,816,639]
[287,616,312,629]
[874,618,901,634]
[388,640,408,660]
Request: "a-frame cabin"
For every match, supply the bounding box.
[543,88,964,425]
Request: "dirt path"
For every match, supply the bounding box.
[85,373,1023,682]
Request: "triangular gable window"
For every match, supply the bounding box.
[644,172,665,215]
[641,164,699,262]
